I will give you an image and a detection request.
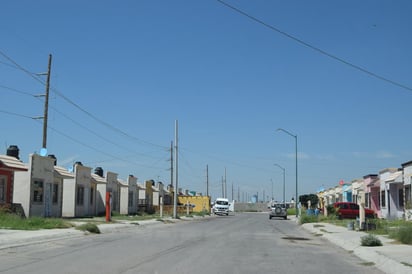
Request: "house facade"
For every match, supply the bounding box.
[92,167,107,216]
[62,162,94,218]
[0,147,28,208]
[14,154,57,217]
[318,160,412,221]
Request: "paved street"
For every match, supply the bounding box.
[0,213,383,274]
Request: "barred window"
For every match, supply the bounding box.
[33,180,44,203]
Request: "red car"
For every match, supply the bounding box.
[333,202,376,219]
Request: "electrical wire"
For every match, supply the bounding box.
[0,49,168,150]
[217,0,412,93]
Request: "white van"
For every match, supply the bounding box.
[212,198,229,215]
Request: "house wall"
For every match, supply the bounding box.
[106,172,119,212]
[14,154,55,217]
[403,162,412,220]
[0,170,13,204]
[379,168,398,219]
[127,176,137,214]
[62,177,75,217]
[96,182,106,215]
[74,165,92,217]
[119,184,129,215]
[13,169,30,217]
[178,195,211,213]
[50,177,64,217]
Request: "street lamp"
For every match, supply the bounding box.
[274,163,285,208]
[277,128,298,217]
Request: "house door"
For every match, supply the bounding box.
[44,183,52,217]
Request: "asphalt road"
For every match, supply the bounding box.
[0,213,383,274]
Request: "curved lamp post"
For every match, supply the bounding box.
[277,128,298,217]
[274,163,286,208]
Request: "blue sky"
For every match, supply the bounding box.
[1,0,411,202]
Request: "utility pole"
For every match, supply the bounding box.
[170,141,173,188]
[42,54,52,149]
[173,120,178,219]
[221,176,224,197]
[206,164,209,197]
[224,168,227,199]
[231,183,234,201]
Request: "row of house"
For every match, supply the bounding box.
[0,145,210,218]
[318,160,412,220]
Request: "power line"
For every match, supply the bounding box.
[0,49,168,149]
[0,108,168,171]
[217,0,412,93]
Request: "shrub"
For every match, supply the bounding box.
[300,214,319,224]
[389,224,412,244]
[76,223,101,234]
[361,234,382,246]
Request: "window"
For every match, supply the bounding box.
[76,186,84,206]
[52,184,58,204]
[399,188,404,208]
[349,203,359,210]
[0,176,6,203]
[381,190,386,207]
[90,187,94,205]
[33,180,44,203]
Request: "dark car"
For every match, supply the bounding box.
[333,202,376,219]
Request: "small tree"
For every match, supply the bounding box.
[299,194,319,209]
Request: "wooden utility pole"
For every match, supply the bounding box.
[206,164,209,197]
[42,54,52,149]
[170,141,173,187]
[173,120,178,219]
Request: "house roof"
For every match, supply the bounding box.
[117,178,128,187]
[0,155,28,171]
[137,183,146,189]
[91,173,106,184]
[367,178,380,188]
[385,171,402,183]
[54,166,74,178]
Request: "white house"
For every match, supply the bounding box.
[14,154,57,217]
[137,182,146,212]
[117,178,129,215]
[380,168,403,220]
[127,175,138,215]
[91,167,107,216]
[106,171,119,213]
[53,165,73,218]
[62,162,93,218]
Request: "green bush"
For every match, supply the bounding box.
[361,234,382,246]
[76,223,101,234]
[389,224,412,244]
[300,214,319,224]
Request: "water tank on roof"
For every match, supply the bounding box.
[6,145,19,159]
[48,154,57,165]
[95,167,104,177]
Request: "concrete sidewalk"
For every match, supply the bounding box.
[0,216,189,250]
[300,221,412,274]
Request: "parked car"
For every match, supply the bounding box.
[269,203,287,220]
[333,202,376,219]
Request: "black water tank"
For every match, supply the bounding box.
[48,154,57,165]
[7,145,19,159]
[95,167,104,177]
